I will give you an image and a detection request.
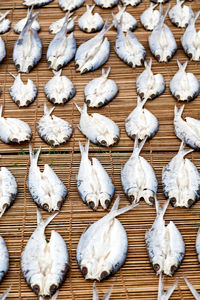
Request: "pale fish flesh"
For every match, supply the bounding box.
[23,0,54,7]
[0,11,11,34]
[149,6,177,62]
[174,105,200,150]
[27,145,67,211]
[9,72,37,107]
[13,9,42,73]
[181,11,200,61]
[93,282,112,300]
[77,140,114,210]
[169,0,194,28]
[0,38,6,64]
[44,69,76,105]
[59,0,84,12]
[84,66,118,108]
[94,0,119,8]
[183,275,200,299]
[75,103,120,147]
[125,97,159,140]
[46,12,76,71]
[21,210,69,297]
[0,105,32,144]
[76,196,137,281]
[37,104,73,146]
[0,236,9,283]
[145,198,185,276]
[170,59,200,102]
[162,141,200,208]
[157,273,178,300]
[121,137,158,205]
[14,9,40,34]
[78,5,104,33]
[136,58,165,100]
[0,167,17,218]
[112,5,138,32]
[75,19,113,74]
[140,3,161,31]
[49,12,76,34]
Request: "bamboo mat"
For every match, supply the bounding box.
[0,0,200,299]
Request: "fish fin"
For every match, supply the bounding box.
[102,286,113,300]
[193,11,200,24]
[75,103,87,114]
[111,195,120,212]
[93,282,99,300]
[29,144,41,165]
[8,71,16,79]
[22,7,39,33]
[39,297,44,300]
[79,139,89,156]
[132,135,148,157]
[157,273,164,299]
[182,61,188,71]
[101,18,113,35]
[183,274,200,299]
[160,4,170,25]
[151,3,158,9]
[36,208,58,228]
[156,198,170,217]
[174,104,184,117]
[0,206,7,219]
[178,141,193,157]
[0,105,3,118]
[51,290,59,300]
[0,286,11,300]
[102,65,111,77]
[88,4,95,12]
[109,201,138,219]
[44,103,55,116]
[52,69,62,77]
[164,279,179,299]
[137,96,148,108]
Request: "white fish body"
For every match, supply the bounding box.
[84,66,118,108]
[76,196,137,281]
[59,0,84,11]
[75,103,120,147]
[169,0,194,28]
[145,199,185,276]
[9,72,37,107]
[46,13,76,71]
[0,38,6,64]
[93,282,112,300]
[162,141,200,208]
[49,12,76,34]
[23,0,53,7]
[94,0,118,8]
[125,97,159,140]
[75,20,112,74]
[181,11,200,61]
[0,105,32,144]
[149,6,177,62]
[27,145,68,211]
[0,236,9,283]
[114,19,146,68]
[0,11,11,34]
[157,274,178,300]
[170,60,199,102]
[136,58,165,100]
[77,140,114,210]
[121,137,158,205]
[13,10,42,73]
[0,287,11,300]
[140,3,161,31]
[0,167,17,218]
[121,0,142,6]
[78,5,104,33]
[151,0,171,3]
[37,104,73,146]
[21,210,69,297]
[183,275,200,300]
[112,5,137,32]
[14,9,40,34]
[196,228,200,264]
[44,70,76,104]
[174,105,200,150]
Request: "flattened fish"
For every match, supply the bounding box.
[78,5,104,33]
[169,0,194,28]
[145,198,185,276]
[75,103,120,147]
[21,210,69,297]
[121,137,158,205]
[77,140,114,210]
[14,9,40,34]
[27,145,67,211]
[112,5,137,32]
[0,10,11,34]
[162,141,200,208]
[140,3,161,31]
[76,196,137,281]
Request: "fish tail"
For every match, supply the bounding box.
[110,201,138,219]
[0,10,10,23]
[0,286,11,300]
[0,105,3,118]
[178,141,193,157]
[29,144,41,165]
[174,104,184,118]
[177,59,188,71]
[183,274,200,299]
[36,208,58,228]
[102,286,113,300]
[8,71,16,79]
[110,195,120,212]
[52,69,62,77]
[102,65,111,77]
[23,6,39,33]
[151,3,158,9]
[158,4,170,27]
[79,139,89,157]
[157,273,163,300]
[164,278,179,299]
[132,135,147,157]
[44,103,55,116]
[93,282,99,300]
[156,198,170,217]
[88,4,95,12]
[100,18,113,36]
[193,10,200,23]
[51,290,59,300]
[75,103,87,114]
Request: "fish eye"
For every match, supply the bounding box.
[81,266,88,277]
[153,263,160,272]
[50,284,57,296]
[100,271,109,281]
[32,284,40,295]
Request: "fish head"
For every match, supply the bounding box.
[163,259,178,276]
[141,189,155,206]
[85,193,99,210]
[127,187,139,204]
[99,193,112,210]
[97,134,119,147]
[80,258,111,281]
[30,273,59,296]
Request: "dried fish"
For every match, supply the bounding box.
[157,274,178,300]
[121,0,142,6]
[121,137,158,205]
[44,70,76,105]
[14,9,40,34]
[77,140,114,210]
[162,141,200,208]
[27,145,67,211]
[125,97,159,141]
[151,0,170,3]
[136,58,165,100]
[0,38,6,64]
[84,66,118,108]
[0,105,32,144]
[78,5,104,33]
[76,196,137,280]
[21,210,69,297]
[37,104,73,146]
[0,236,9,283]
[145,198,185,276]
[23,0,54,7]
[47,13,76,71]
[140,3,161,31]
[49,12,76,34]
[0,10,11,34]
[112,5,137,32]
[169,0,194,28]
[94,0,119,8]
[170,60,199,102]
[93,282,112,300]
[174,105,200,151]
[9,72,37,107]
[75,103,120,147]
[59,0,84,12]
[75,19,113,74]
